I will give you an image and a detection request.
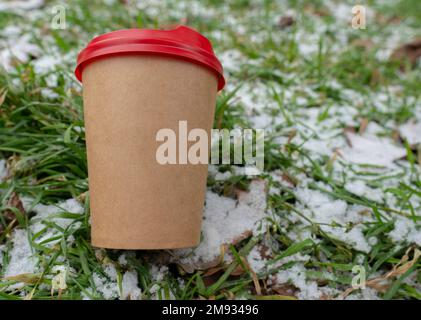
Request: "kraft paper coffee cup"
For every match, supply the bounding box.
[75,26,225,249]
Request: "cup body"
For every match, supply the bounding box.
[82,55,218,249]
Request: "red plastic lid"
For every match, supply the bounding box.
[75,25,225,91]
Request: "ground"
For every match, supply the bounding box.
[0,0,420,300]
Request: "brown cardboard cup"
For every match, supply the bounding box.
[82,55,218,249]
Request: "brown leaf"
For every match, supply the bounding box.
[203,270,224,287]
[340,247,421,299]
[343,127,356,147]
[278,16,295,29]
[142,250,173,266]
[203,266,224,277]
[4,273,40,284]
[257,244,272,260]
[272,284,298,296]
[358,118,369,134]
[230,264,246,276]
[0,88,7,107]
[303,5,330,17]
[279,172,297,187]
[390,39,421,70]
[0,192,26,236]
[352,39,374,50]
[242,258,261,295]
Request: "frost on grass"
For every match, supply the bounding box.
[3,229,38,279]
[148,265,177,300]
[27,198,84,246]
[92,263,119,300]
[0,0,44,12]
[272,264,321,300]
[172,180,267,271]
[294,186,372,253]
[91,265,141,300]
[0,32,41,72]
[246,244,270,274]
[2,198,84,290]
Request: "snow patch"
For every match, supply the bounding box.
[399,121,421,145]
[3,229,38,278]
[342,132,406,167]
[389,216,421,246]
[121,270,141,300]
[173,180,267,269]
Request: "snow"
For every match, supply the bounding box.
[121,271,141,300]
[389,216,421,246]
[148,265,176,300]
[0,159,7,181]
[247,245,268,274]
[399,121,421,145]
[41,88,59,99]
[295,187,348,224]
[118,252,133,266]
[1,198,84,290]
[3,229,38,278]
[150,265,169,282]
[214,170,232,181]
[218,50,244,73]
[173,180,267,269]
[1,25,21,37]
[342,132,406,167]
[32,55,60,74]
[0,34,41,71]
[344,180,384,203]
[92,263,119,300]
[0,0,44,11]
[345,288,380,300]
[273,264,321,300]
[28,198,84,246]
[294,187,372,253]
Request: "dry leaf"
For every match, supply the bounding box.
[352,39,374,50]
[203,266,224,277]
[0,192,26,236]
[358,118,369,134]
[390,39,421,70]
[242,258,261,295]
[341,247,421,299]
[0,88,7,107]
[278,16,295,29]
[4,273,40,284]
[280,172,297,187]
[230,264,246,276]
[272,283,298,297]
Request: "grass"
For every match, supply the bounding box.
[0,0,420,300]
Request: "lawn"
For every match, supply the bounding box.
[0,0,420,300]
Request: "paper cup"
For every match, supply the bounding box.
[76,26,224,249]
